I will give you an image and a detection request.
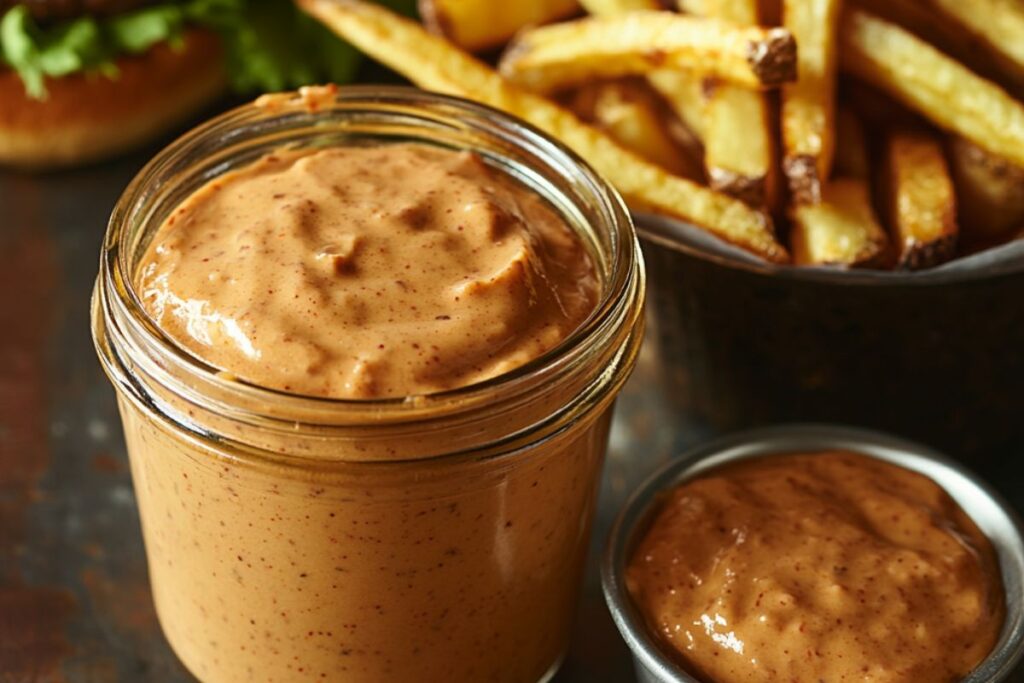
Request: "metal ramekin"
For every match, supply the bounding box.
[602,424,1024,683]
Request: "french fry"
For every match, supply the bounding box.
[497,12,797,94]
[703,83,776,206]
[678,0,781,21]
[569,80,703,180]
[581,0,662,13]
[781,0,842,204]
[647,69,708,141]
[849,0,1022,96]
[832,107,868,179]
[849,0,966,57]
[927,0,1024,91]
[682,0,755,23]
[883,130,958,269]
[947,136,1024,243]
[676,0,713,14]
[840,8,1024,168]
[419,0,579,53]
[298,0,788,262]
[695,0,777,207]
[576,0,707,178]
[789,178,888,266]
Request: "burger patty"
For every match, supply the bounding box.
[1,0,156,22]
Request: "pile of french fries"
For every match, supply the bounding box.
[297,0,1024,270]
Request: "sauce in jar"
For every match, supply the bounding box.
[137,143,599,398]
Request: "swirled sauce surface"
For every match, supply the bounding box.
[136,143,598,398]
[626,451,1004,683]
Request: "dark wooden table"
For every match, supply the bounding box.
[2,144,1022,683]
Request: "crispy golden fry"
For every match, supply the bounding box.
[647,69,708,140]
[832,106,868,178]
[789,178,888,266]
[781,0,842,204]
[679,0,781,21]
[569,80,702,179]
[688,0,780,23]
[849,0,965,56]
[676,0,712,15]
[884,131,958,269]
[928,0,1024,90]
[578,0,710,176]
[497,12,796,94]
[694,0,777,207]
[840,8,1024,168]
[947,136,1024,243]
[851,0,1023,94]
[419,0,579,52]
[299,0,787,262]
[581,0,661,13]
[703,83,776,206]
[680,0,757,22]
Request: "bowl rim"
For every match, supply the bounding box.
[636,212,1024,287]
[601,423,1024,683]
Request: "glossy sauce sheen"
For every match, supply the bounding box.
[626,451,1005,683]
[136,144,598,398]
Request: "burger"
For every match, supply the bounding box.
[0,0,406,168]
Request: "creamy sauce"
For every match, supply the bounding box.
[115,141,618,682]
[136,143,598,398]
[626,451,1005,683]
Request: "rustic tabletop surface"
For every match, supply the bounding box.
[2,134,1022,683]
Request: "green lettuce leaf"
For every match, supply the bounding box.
[0,0,416,99]
[1,5,107,97]
[217,0,357,92]
[215,0,416,92]
[105,4,188,54]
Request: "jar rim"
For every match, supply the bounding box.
[95,86,644,431]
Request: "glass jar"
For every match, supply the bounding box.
[91,87,645,683]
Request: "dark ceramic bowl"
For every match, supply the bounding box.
[637,215,1024,462]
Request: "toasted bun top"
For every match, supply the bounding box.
[0,28,226,168]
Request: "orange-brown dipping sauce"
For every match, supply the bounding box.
[136,143,598,399]
[117,140,613,682]
[626,451,1005,683]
